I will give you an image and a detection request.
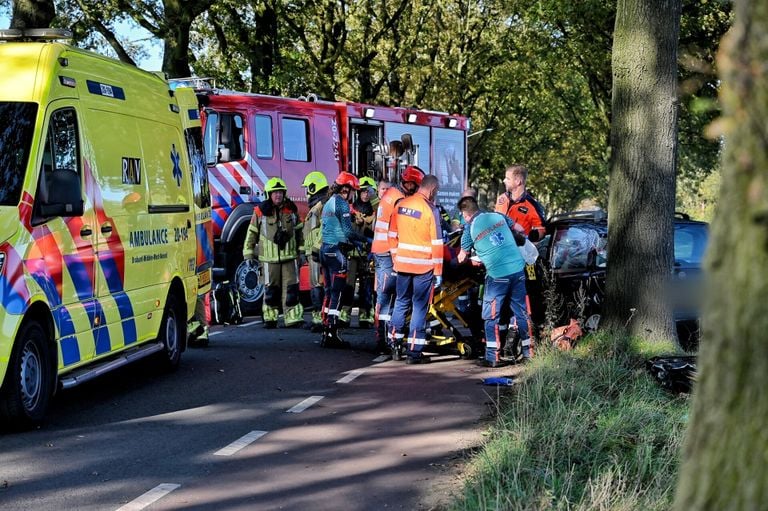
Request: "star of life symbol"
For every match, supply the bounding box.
[490,231,505,247]
[171,144,182,186]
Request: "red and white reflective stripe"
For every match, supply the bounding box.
[245,152,270,184]
[375,220,389,230]
[409,337,427,346]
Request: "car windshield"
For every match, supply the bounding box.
[674,223,708,265]
[0,102,39,206]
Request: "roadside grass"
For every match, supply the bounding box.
[451,333,690,511]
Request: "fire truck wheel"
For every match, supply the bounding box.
[0,320,54,431]
[158,293,183,370]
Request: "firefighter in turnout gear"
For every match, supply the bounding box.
[243,177,304,328]
[320,172,368,348]
[388,174,443,364]
[371,166,424,354]
[301,171,330,332]
[339,176,376,328]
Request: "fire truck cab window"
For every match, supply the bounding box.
[254,115,273,159]
[209,112,244,163]
[282,117,310,162]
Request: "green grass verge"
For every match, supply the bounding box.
[451,333,690,511]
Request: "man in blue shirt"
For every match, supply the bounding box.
[457,197,532,367]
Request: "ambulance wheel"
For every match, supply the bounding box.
[0,320,54,431]
[158,294,183,370]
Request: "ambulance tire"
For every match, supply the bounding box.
[157,294,183,370]
[0,320,54,431]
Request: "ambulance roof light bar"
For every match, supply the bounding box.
[0,28,72,42]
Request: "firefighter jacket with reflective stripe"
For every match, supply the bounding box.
[462,212,525,278]
[389,191,443,276]
[302,195,329,256]
[371,186,405,254]
[321,194,367,246]
[243,199,301,262]
[495,190,546,237]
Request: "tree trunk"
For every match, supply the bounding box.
[603,0,681,342]
[10,0,55,29]
[674,2,768,508]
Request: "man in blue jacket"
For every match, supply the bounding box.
[457,196,531,367]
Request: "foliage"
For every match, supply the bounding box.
[451,334,688,510]
[9,0,731,213]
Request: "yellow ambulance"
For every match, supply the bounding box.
[0,29,212,430]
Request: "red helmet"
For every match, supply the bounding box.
[401,166,424,185]
[335,171,360,190]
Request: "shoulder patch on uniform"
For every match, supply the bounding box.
[398,206,422,219]
[518,205,529,214]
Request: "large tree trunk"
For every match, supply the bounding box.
[10,0,55,29]
[674,2,768,509]
[603,0,681,341]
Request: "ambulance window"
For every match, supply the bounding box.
[0,102,38,206]
[282,118,310,162]
[48,109,80,174]
[185,127,211,209]
[254,115,273,159]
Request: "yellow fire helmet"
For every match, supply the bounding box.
[301,171,328,195]
[265,176,288,193]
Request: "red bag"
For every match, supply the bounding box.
[551,318,583,350]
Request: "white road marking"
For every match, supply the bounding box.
[286,396,324,413]
[336,369,365,384]
[214,430,269,456]
[238,320,262,327]
[116,483,180,511]
[373,355,389,363]
[208,331,223,337]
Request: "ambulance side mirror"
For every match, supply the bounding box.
[39,169,84,217]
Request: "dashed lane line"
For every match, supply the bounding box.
[214,430,269,456]
[286,396,324,413]
[373,355,389,363]
[238,320,262,327]
[336,369,365,384]
[116,483,180,511]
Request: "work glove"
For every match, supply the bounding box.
[434,275,443,289]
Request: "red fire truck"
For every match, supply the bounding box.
[172,80,470,309]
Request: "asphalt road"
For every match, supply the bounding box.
[0,316,523,511]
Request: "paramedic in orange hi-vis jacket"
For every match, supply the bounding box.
[495,164,546,241]
[370,166,424,354]
[495,163,548,347]
[387,174,443,364]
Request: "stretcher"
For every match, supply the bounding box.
[422,231,486,358]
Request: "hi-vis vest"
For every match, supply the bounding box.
[388,191,443,276]
[244,200,300,262]
[371,186,405,254]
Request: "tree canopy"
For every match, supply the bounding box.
[3,0,730,214]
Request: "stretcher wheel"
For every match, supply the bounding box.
[458,341,476,359]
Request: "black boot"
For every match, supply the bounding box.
[320,325,331,348]
[327,325,351,349]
